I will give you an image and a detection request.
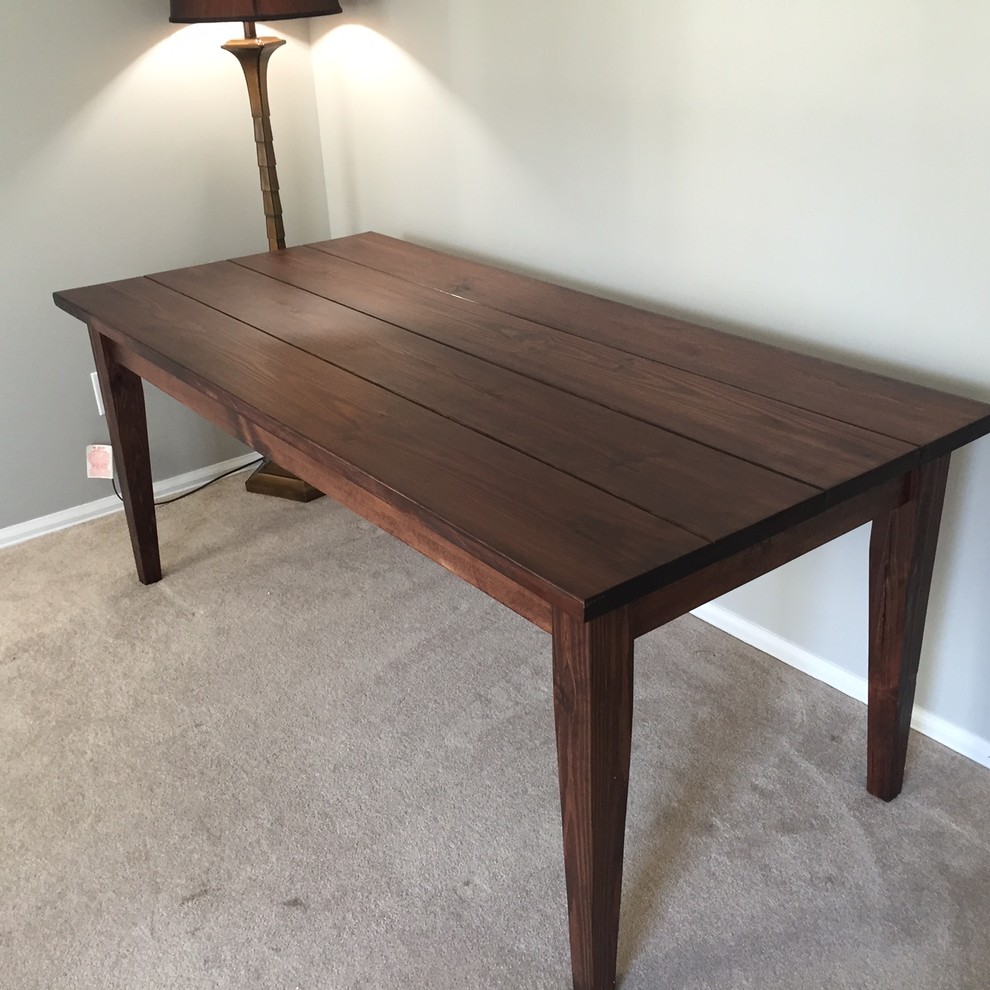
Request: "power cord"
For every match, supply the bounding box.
[110,457,264,507]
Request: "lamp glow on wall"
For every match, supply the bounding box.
[169,1,342,501]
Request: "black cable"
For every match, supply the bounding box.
[110,457,264,506]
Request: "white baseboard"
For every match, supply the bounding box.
[0,453,260,551]
[7,465,987,771]
[692,602,990,771]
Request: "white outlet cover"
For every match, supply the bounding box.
[86,444,113,480]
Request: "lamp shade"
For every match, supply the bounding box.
[169,1,342,22]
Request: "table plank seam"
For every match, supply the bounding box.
[307,239,969,450]
[580,455,929,618]
[288,249,916,472]
[231,252,859,493]
[143,271,745,543]
[98,280,929,614]
[150,268,836,542]
[66,289,720,612]
[80,316,583,615]
[310,242,975,444]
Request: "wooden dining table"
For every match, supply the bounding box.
[54,233,990,990]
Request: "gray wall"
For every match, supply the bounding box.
[0,1,330,530]
[309,1,990,746]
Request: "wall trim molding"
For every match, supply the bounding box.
[692,602,990,771]
[0,453,259,551]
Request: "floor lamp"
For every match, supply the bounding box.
[169,0,343,502]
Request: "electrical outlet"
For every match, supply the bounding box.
[90,372,105,416]
[86,444,113,480]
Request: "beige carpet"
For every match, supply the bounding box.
[1,474,988,990]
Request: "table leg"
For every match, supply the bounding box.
[89,326,162,585]
[867,455,950,801]
[552,607,633,990]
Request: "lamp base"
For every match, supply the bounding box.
[245,458,323,502]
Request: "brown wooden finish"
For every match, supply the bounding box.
[88,327,161,585]
[56,278,723,618]
[151,259,820,542]
[867,456,950,801]
[53,233,990,990]
[234,247,916,491]
[110,337,555,631]
[553,607,633,990]
[315,232,990,451]
[630,474,908,639]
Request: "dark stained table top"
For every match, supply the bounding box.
[54,233,990,618]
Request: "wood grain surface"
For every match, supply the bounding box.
[314,232,988,449]
[54,234,990,619]
[232,247,915,489]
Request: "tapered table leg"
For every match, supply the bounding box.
[552,607,633,990]
[89,326,162,585]
[867,455,950,801]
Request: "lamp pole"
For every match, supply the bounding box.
[222,22,287,252]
